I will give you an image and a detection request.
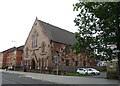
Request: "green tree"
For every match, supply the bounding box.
[72,2,119,61]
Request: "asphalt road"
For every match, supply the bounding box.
[88,72,107,79]
[0,70,119,86]
[2,72,54,85]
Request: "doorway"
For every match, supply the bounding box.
[31,59,35,69]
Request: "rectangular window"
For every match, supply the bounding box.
[66,59,69,66]
[75,61,78,66]
[83,61,86,66]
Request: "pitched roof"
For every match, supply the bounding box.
[2,47,16,53]
[39,20,76,45]
[2,46,24,53]
[16,45,24,51]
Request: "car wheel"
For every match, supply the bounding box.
[93,72,96,75]
[97,73,100,75]
[91,72,95,75]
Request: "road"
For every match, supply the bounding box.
[88,72,107,79]
[0,70,119,86]
[2,72,54,85]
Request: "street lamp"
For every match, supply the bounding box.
[55,51,59,75]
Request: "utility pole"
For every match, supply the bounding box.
[55,51,59,75]
[55,55,59,75]
[11,40,17,71]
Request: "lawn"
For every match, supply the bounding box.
[66,73,91,76]
[100,70,107,72]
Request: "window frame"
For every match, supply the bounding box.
[32,34,38,48]
[41,42,45,53]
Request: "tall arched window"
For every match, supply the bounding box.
[32,31,38,48]
[41,42,45,53]
[34,35,37,47]
[26,47,28,55]
[65,45,70,54]
[83,61,86,66]
[75,61,78,66]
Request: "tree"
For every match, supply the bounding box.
[72,2,119,61]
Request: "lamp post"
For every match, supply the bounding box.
[56,55,59,75]
[11,40,17,71]
[55,51,59,75]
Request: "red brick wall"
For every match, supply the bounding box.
[6,50,15,67]
[2,47,15,68]
[16,50,23,67]
[2,52,7,67]
[2,47,23,68]
[51,41,96,67]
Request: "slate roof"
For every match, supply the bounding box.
[16,45,24,51]
[2,47,16,53]
[39,20,76,45]
[2,46,24,53]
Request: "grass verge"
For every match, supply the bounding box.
[100,70,107,72]
[66,73,91,76]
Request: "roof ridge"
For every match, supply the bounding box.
[2,47,16,53]
[16,45,24,48]
[38,20,75,34]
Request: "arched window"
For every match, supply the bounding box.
[41,42,45,53]
[75,61,78,66]
[26,47,28,55]
[83,61,86,66]
[65,45,70,54]
[32,31,38,48]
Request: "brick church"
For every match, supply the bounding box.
[23,17,96,72]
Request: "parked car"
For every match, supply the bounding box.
[76,68,100,75]
[86,68,100,75]
[7,66,13,70]
[76,68,88,74]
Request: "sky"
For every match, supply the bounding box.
[0,0,79,52]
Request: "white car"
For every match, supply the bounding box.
[86,68,100,75]
[76,68,88,74]
[76,68,100,75]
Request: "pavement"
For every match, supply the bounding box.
[0,70,119,84]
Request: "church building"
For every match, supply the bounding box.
[23,17,96,72]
